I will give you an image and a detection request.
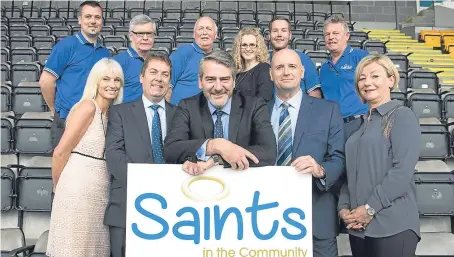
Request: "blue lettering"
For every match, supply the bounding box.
[132,193,169,240]
[214,206,244,240]
[204,207,210,240]
[245,191,279,240]
[173,207,200,244]
[281,207,307,240]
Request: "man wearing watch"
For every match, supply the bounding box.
[269,49,345,257]
[164,50,277,175]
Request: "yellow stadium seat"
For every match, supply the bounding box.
[420,29,439,41]
[424,33,442,48]
[443,35,454,52]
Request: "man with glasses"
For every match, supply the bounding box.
[168,16,217,105]
[114,14,156,103]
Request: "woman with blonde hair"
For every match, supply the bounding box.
[232,27,274,101]
[338,54,420,257]
[47,58,124,257]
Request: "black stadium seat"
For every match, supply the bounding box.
[16,164,53,211]
[11,62,41,87]
[1,47,10,64]
[33,35,56,49]
[13,82,47,115]
[11,47,37,64]
[30,25,52,36]
[1,82,12,112]
[1,166,15,211]
[408,89,442,120]
[14,112,53,155]
[10,35,33,49]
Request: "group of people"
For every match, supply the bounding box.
[40,1,421,257]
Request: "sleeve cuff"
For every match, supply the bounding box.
[307,84,321,93]
[367,186,391,214]
[196,139,211,161]
[44,67,60,79]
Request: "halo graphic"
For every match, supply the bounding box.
[181,176,230,202]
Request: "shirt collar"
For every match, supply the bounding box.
[207,98,232,116]
[375,100,401,116]
[329,44,353,62]
[142,95,166,110]
[274,89,303,110]
[127,47,143,60]
[76,32,103,49]
[191,42,206,54]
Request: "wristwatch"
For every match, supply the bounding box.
[212,155,223,166]
[365,204,375,216]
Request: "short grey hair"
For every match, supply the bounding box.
[198,50,236,79]
[129,14,156,32]
[324,15,349,33]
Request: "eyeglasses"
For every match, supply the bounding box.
[240,43,257,49]
[131,31,156,38]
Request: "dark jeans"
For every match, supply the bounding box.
[349,230,419,257]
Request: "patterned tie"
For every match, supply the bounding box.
[150,104,164,164]
[277,102,293,166]
[213,110,224,139]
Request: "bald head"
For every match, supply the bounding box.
[270,49,305,99]
[193,17,217,53]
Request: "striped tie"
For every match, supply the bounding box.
[277,102,292,166]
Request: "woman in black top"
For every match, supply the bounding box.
[232,27,274,102]
[339,54,420,257]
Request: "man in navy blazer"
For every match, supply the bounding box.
[269,49,346,257]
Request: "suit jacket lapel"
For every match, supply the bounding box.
[228,95,242,143]
[199,96,214,138]
[293,94,314,155]
[165,102,175,135]
[131,99,153,159]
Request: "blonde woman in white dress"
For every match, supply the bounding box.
[47,58,124,257]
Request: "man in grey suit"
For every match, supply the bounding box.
[104,52,176,257]
[269,49,345,257]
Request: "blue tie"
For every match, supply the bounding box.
[277,102,292,166]
[150,104,164,164]
[213,110,224,139]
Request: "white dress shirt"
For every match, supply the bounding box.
[270,89,303,146]
[142,95,167,141]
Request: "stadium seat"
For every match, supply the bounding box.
[37,48,52,65]
[10,35,33,49]
[316,40,327,51]
[102,35,127,49]
[398,71,408,93]
[391,89,406,106]
[175,36,193,47]
[28,17,46,26]
[1,228,26,256]
[104,17,123,27]
[275,11,292,21]
[111,8,129,19]
[1,161,15,211]
[1,47,10,64]
[158,26,177,39]
[348,40,362,49]
[58,7,76,19]
[33,35,56,49]
[349,31,368,41]
[183,9,201,19]
[40,7,58,19]
[1,35,9,48]
[309,12,327,22]
[1,82,12,112]
[3,7,21,18]
[30,25,51,37]
[16,164,52,212]
[114,26,129,36]
[220,19,238,28]
[27,230,49,257]
[165,9,182,20]
[154,36,174,51]
[294,12,309,22]
[409,70,439,93]
[414,160,454,215]
[386,53,410,72]
[22,7,39,18]
[13,82,47,115]
[1,62,11,82]
[1,24,8,36]
[161,18,180,28]
[419,118,450,160]
[178,26,193,37]
[130,8,146,18]
[50,25,72,40]
[14,112,53,155]
[442,91,454,119]
[293,38,316,51]
[11,47,37,64]
[46,17,65,27]
[222,37,235,50]
[256,10,274,22]
[202,9,220,21]
[221,27,239,39]
[147,8,164,20]
[238,10,255,21]
[305,30,324,41]
[11,62,41,87]
[1,112,14,154]
[362,40,387,54]
[408,89,442,119]
[239,20,257,29]
[8,17,27,25]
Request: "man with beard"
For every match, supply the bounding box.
[320,15,369,138]
[269,17,322,98]
[105,52,176,257]
[164,50,276,175]
[114,14,156,103]
[39,0,110,148]
[168,16,217,105]
[269,49,345,257]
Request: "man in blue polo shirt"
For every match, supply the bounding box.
[39,0,110,148]
[168,16,217,105]
[320,15,369,138]
[113,14,155,103]
[269,17,322,98]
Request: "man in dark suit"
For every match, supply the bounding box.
[269,49,345,257]
[104,52,176,257]
[164,50,276,175]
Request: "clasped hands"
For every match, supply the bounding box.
[339,206,373,231]
[182,138,259,176]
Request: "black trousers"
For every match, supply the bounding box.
[110,226,126,257]
[349,230,419,257]
[51,111,66,149]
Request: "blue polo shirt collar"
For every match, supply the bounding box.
[191,42,205,54]
[127,47,144,60]
[329,44,353,63]
[76,32,103,49]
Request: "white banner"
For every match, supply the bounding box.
[126,164,313,257]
